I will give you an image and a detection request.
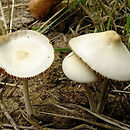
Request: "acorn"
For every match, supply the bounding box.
[28,0,62,19]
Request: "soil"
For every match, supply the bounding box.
[0,0,130,130]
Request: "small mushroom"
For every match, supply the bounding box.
[69,30,130,112]
[0,30,54,116]
[62,52,98,111]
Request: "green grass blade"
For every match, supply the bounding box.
[32,27,40,31]
[128,0,130,7]
[54,48,71,52]
[126,14,130,46]
[40,0,83,33]
[107,0,118,31]
[126,14,130,35]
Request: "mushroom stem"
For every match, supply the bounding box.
[97,78,109,113]
[83,84,96,112]
[23,79,33,116]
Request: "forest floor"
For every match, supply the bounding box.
[0,0,130,130]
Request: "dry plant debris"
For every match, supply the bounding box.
[0,0,129,130]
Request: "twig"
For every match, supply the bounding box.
[21,110,52,130]
[112,90,130,94]
[62,103,130,130]
[3,3,28,9]
[71,124,96,130]
[0,123,37,130]
[10,0,15,33]
[0,20,5,34]
[0,81,22,88]
[7,0,11,29]
[124,84,130,90]
[0,0,8,31]
[0,101,20,130]
[40,111,120,130]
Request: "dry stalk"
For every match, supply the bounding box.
[62,103,130,130]
[97,0,109,15]
[0,0,8,31]
[0,101,20,130]
[10,0,14,33]
[37,5,67,32]
[40,111,120,130]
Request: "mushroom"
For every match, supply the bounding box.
[0,30,54,116]
[69,30,130,112]
[62,52,98,111]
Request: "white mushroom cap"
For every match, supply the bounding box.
[62,52,98,83]
[0,30,54,78]
[69,30,130,81]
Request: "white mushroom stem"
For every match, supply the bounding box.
[83,84,96,112]
[97,78,109,113]
[23,80,33,116]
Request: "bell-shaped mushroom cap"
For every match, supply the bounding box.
[0,30,54,78]
[62,52,98,83]
[69,30,130,81]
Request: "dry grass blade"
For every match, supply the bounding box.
[0,81,22,88]
[21,110,53,130]
[112,90,130,94]
[97,0,108,15]
[80,3,97,29]
[0,101,20,130]
[0,123,37,130]
[37,5,67,32]
[124,84,130,90]
[0,0,8,31]
[62,104,130,130]
[40,111,120,130]
[10,0,14,33]
[71,124,96,130]
[0,19,5,34]
[3,3,28,9]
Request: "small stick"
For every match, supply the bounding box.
[0,100,20,130]
[0,0,8,31]
[3,3,28,9]
[0,81,22,88]
[41,111,120,130]
[0,20,5,34]
[112,90,130,94]
[0,123,37,130]
[61,103,130,130]
[10,0,15,33]
[6,0,11,28]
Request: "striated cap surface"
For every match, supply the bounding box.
[0,30,54,78]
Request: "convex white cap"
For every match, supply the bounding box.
[62,52,98,83]
[69,30,130,81]
[0,30,54,78]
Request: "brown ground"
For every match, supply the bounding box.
[0,0,130,130]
